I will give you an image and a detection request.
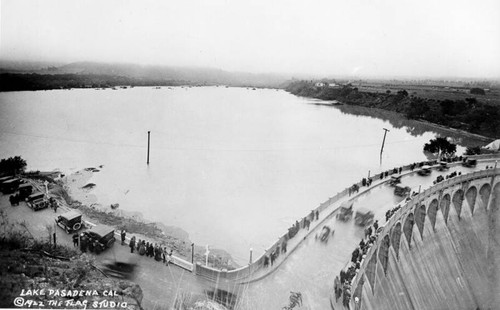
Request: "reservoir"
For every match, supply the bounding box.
[0,86,478,264]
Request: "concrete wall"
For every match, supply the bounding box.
[349,168,500,310]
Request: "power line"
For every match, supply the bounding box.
[0,129,427,153]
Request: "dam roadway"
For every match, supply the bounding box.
[227,156,500,310]
[2,155,498,309]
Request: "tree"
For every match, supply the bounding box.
[423,137,457,157]
[0,156,27,176]
[406,100,430,119]
[470,88,485,95]
[465,146,481,156]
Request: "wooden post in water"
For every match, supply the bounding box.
[147,131,151,165]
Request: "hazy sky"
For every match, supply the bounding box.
[1,0,500,78]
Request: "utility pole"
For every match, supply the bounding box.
[191,243,194,264]
[147,131,151,165]
[380,128,390,165]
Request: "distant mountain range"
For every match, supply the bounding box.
[0,60,290,89]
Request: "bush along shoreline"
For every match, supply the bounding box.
[285,81,500,139]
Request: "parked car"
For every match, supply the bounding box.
[28,198,50,211]
[26,192,45,203]
[394,184,411,197]
[462,159,477,168]
[354,208,374,227]
[0,176,14,187]
[1,178,22,194]
[336,200,354,221]
[318,225,333,243]
[437,162,449,171]
[83,225,116,254]
[55,210,84,233]
[417,166,432,176]
[17,183,33,200]
[388,174,402,186]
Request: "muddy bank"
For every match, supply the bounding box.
[56,169,237,269]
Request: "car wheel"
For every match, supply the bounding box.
[72,223,82,231]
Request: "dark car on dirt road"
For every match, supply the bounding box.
[83,225,116,254]
[17,183,33,200]
[1,178,22,194]
[55,210,84,233]
[26,192,49,211]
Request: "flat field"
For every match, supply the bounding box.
[355,82,500,106]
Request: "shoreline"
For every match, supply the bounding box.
[286,82,500,141]
[54,168,238,269]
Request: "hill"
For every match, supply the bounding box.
[0,61,288,91]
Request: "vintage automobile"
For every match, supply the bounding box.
[354,208,374,227]
[55,210,84,233]
[17,183,33,200]
[388,174,402,186]
[462,158,477,168]
[0,176,14,189]
[83,225,116,254]
[417,165,432,176]
[394,184,411,197]
[28,198,50,211]
[336,200,354,221]
[27,192,45,203]
[437,162,450,171]
[1,178,22,194]
[318,225,333,242]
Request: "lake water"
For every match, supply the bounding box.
[0,86,475,264]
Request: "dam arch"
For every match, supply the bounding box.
[378,235,390,275]
[403,213,414,247]
[391,222,402,259]
[440,194,451,224]
[466,186,477,215]
[365,252,378,292]
[415,204,426,238]
[427,199,438,230]
[452,189,464,219]
[479,183,491,210]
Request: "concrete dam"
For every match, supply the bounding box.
[340,168,500,310]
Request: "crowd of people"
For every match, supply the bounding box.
[71,229,175,266]
[128,233,174,265]
[433,170,462,185]
[385,205,402,222]
[72,232,104,254]
[333,219,382,307]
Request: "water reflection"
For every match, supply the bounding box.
[328,104,491,147]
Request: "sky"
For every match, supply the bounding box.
[1,0,500,78]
